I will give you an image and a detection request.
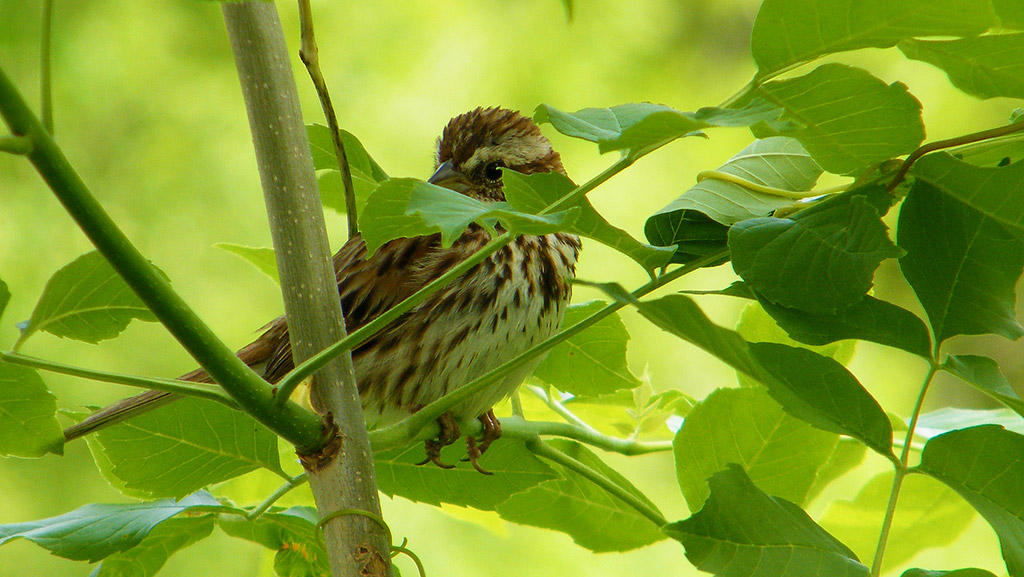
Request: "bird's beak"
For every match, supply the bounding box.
[428,160,471,193]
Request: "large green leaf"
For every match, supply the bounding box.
[374,436,556,510]
[900,34,1024,100]
[664,465,868,577]
[673,387,842,511]
[218,507,328,577]
[0,361,63,457]
[994,0,1024,28]
[534,99,789,159]
[644,208,730,267]
[307,123,387,216]
[820,472,975,573]
[214,243,279,283]
[0,492,217,562]
[502,170,674,272]
[358,178,578,254]
[495,439,665,552]
[911,152,1024,234]
[15,251,158,347]
[649,137,822,227]
[943,355,1024,421]
[755,292,932,359]
[752,64,924,175]
[532,301,640,396]
[92,516,216,577]
[751,0,996,75]
[93,397,283,499]
[632,294,894,458]
[916,425,1024,576]
[897,179,1024,342]
[729,187,902,314]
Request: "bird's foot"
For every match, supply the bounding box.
[464,410,502,475]
[416,411,460,469]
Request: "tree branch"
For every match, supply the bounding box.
[220,4,391,577]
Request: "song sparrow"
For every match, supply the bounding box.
[64,107,581,473]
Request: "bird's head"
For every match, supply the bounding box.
[430,107,566,201]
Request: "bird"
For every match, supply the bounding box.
[63,106,582,474]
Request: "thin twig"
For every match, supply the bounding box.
[247,473,308,520]
[0,135,32,154]
[297,0,358,237]
[527,385,599,433]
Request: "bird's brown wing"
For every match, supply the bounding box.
[260,233,437,384]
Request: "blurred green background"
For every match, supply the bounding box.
[1,0,1022,575]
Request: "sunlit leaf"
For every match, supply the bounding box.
[16,251,159,347]
[730,187,902,314]
[820,472,975,572]
[0,492,217,562]
[533,301,639,396]
[93,397,283,499]
[495,439,665,552]
[664,465,868,577]
[502,170,674,272]
[374,437,556,510]
[751,0,996,75]
[673,387,842,511]
[911,152,1024,234]
[900,34,1024,100]
[916,425,1024,576]
[736,300,857,367]
[92,516,216,577]
[751,64,924,174]
[214,243,278,283]
[943,355,1024,420]
[0,361,64,457]
[897,179,1024,342]
[649,137,822,227]
[359,178,578,254]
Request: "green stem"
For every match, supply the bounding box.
[0,351,238,408]
[0,65,326,452]
[696,170,849,199]
[527,384,599,433]
[541,154,632,215]
[870,361,940,577]
[526,436,668,527]
[507,417,671,456]
[40,0,54,134]
[247,473,308,520]
[369,249,728,451]
[0,135,31,154]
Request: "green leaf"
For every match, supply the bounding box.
[631,294,894,458]
[752,64,925,175]
[533,301,639,396]
[729,188,902,314]
[307,124,387,181]
[912,152,1024,234]
[736,299,857,367]
[0,492,217,561]
[897,179,1024,342]
[943,355,1024,419]
[358,178,578,254]
[755,293,932,358]
[534,99,788,159]
[316,168,378,217]
[664,465,868,577]
[214,243,279,283]
[0,361,63,457]
[495,439,665,552]
[916,408,1024,438]
[374,437,556,510]
[93,397,283,499]
[916,425,1024,576]
[218,507,328,577]
[902,569,999,577]
[16,251,159,347]
[900,34,1024,100]
[502,170,674,272]
[92,516,216,577]
[994,0,1024,28]
[0,277,9,323]
[805,438,868,504]
[751,0,996,75]
[673,387,843,511]
[644,208,730,267]
[649,137,823,227]
[820,472,975,573]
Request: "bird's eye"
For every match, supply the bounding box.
[483,161,504,181]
